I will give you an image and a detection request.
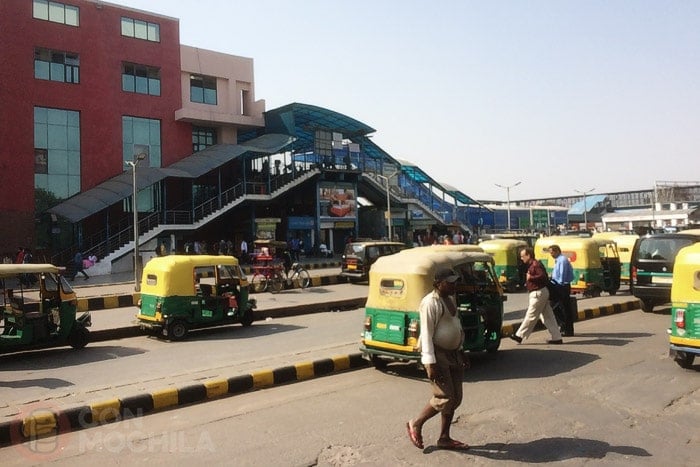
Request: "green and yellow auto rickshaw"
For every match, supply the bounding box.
[594,232,639,282]
[534,236,621,297]
[668,242,700,369]
[360,248,505,369]
[478,239,528,292]
[136,255,256,340]
[0,263,91,352]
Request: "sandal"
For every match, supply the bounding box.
[406,421,424,449]
[437,438,470,450]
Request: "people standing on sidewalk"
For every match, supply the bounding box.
[406,268,470,451]
[510,247,563,345]
[549,244,575,336]
[70,250,89,281]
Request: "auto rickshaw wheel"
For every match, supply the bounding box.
[591,287,602,298]
[608,289,617,296]
[674,351,695,369]
[240,309,254,327]
[641,299,655,313]
[167,320,188,341]
[370,355,388,370]
[68,326,89,349]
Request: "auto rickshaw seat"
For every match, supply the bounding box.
[199,283,213,297]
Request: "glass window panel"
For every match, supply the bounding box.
[65,5,78,26]
[135,76,148,94]
[35,123,48,147]
[134,20,147,39]
[148,78,160,96]
[122,74,134,92]
[35,60,50,80]
[123,145,133,168]
[67,175,80,197]
[51,51,65,63]
[133,119,149,143]
[49,149,68,174]
[35,174,49,190]
[47,126,67,150]
[47,108,67,125]
[122,117,133,143]
[190,86,203,103]
[121,17,134,36]
[48,2,65,23]
[48,175,68,199]
[147,23,159,42]
[204,89,217,105]
[149,120,160,144]
[67,126,80,150]
[150,145,161,167]
[65,54,79,66]
[66,110,79,127]
[67,150,80,174]
[71,66,79,83]
[34,107,48,123]
[34,0,49,20]
[50,63,65,82]
[134,66,147,78]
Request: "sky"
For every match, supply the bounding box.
[112,0,700,201]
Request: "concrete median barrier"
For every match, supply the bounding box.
[0,353,369,448]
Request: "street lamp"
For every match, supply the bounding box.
[376,173,395,240]
[495,181,521,231]
[574,188,595,229]
[125,153,146,292]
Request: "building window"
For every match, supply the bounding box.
[35,48,80,83]
[190,75,217,105]
[122,63,160,96]
[192,127,217,152]
[123,116,161,213]
[33,0,79,26]
[121,17,160,42]
[34,107,81,199]
[122,116,161,169]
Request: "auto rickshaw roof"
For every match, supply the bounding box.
[671,242,700,301]
[478,238,528,249]
[371,249,494,277]
[143,255,239,274]
[0,263,62,278]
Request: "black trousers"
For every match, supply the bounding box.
[550,283,574,336]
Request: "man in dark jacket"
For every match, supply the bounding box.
[510,247,563,344]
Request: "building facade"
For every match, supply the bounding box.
[0,0,264,258]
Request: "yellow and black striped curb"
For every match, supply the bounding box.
[22,273,351,313]
[0,353,369,448]
[500,299,641,336]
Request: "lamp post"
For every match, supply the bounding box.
[125,154,146,291]
[376,173,394,241]
[574,188,595,229]
[495,181,521,231]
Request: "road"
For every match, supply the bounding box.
[2,309,698,466]
[0,284,640,421]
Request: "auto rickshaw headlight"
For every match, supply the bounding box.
[363,316,372,332]
[674,309,686,329]
[407,319,420,347]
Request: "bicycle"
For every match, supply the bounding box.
[283,262,311,289]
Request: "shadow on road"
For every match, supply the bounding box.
[560,331,654,347]
[0,345,146,371]
[430,436,650,461]
[147,322,306,343]
[465,348,599,381]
